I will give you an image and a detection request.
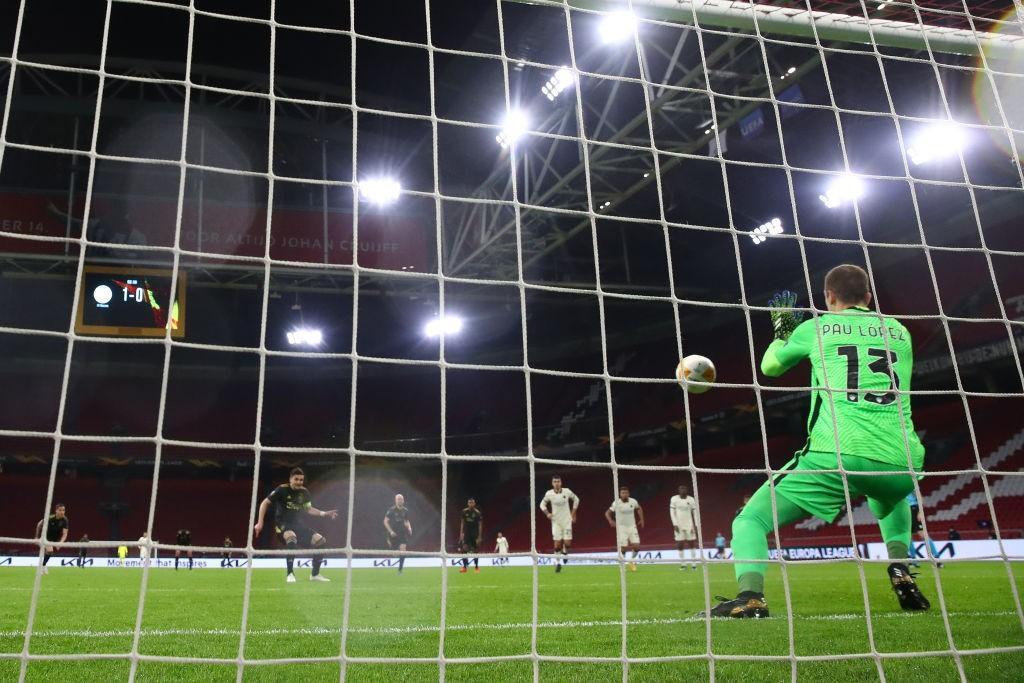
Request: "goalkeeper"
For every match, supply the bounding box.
[708,265,930,619]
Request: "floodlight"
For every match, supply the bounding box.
[906,121,966,165]
[541,68,576,101]
[750,217,784,244]
[359,178,402,205]
[598,11,637,43]
[424,315,464,338]
[286,328,323,346]
[819,174,865,208]
[496,109,530,148]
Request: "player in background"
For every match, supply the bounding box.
[714,532,726,559]
[708,265,930,619]
[77,533,89,568]
[35,503,69,575]
[605,486,644,571]
[254,467,338,583]
[540,476,580,573]
[459,498,483,574]
[138,532,151,566]
[494,532,509,557]
[384,494,413,574]
[117,544,128,566]
[174,529,193,570]
[670,484,698,570]
[907,492,942,569]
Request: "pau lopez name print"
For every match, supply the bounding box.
[820,323,906,341]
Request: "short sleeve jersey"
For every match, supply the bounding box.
[715,534,726,548]
[461,508,482,535]
[268,485,312,525]
[669,495,696,529]
[540,488,578,525]
[609,497,639,528]
[496,537,509,553]
[386,505,409,533]
[764,308,924,469]
[45,515,68,542]
[176,529,191,545]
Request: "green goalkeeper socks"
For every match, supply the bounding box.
[886,541,909,561]
[738,571,765,595]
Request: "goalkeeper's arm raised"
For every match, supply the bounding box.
[761,290,811,377]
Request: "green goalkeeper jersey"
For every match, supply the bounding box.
[761,306,924,470]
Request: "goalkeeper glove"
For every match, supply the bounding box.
[768,290,804,341]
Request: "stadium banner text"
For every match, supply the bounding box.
[0,192,428,270]
[3,540,1021,569]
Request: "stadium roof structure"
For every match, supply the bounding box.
[0,2,1021,364]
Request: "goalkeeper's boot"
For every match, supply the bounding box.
[310,574,330,582]
[888,563,930,611]
[703,592,769,619]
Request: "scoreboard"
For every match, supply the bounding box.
[75,265,186,338]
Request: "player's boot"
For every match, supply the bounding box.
[887,563,930,611]
[474,567,480,574]
[286,573,297,583]
[702,592,770,619]
[459,566,467,574]
[629,562,637,572]
[554,561,561,573]
[310,574,330,582]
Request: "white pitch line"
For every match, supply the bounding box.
[0,611,1014,640]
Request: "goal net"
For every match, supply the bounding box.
[0,0,1023,680]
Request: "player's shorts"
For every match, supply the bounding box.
[674,526,697,542]
[276,521,318,545]
[387,531,408,549]
[551,520,573,542]
[140,548,150,560]
[773,450,916,523]
[616,526,640,547]
[462,535,480,553]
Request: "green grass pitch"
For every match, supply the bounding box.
[1,561,1022,681]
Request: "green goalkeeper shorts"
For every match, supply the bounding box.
[772,450,917,523]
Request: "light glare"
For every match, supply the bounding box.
[424,315,464,338]
[750,217,784,244]
[287,328,323,346]
[496,109,530,148]
[819,174,865,209]
[906,122,966,165]
[598,11,637,43]
[359,178,402,205]
[541,68,576,101]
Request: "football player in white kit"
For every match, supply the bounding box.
[670,483,699,569]
[494,532,509,556]
[605,486,645,571]
[539,476,579,573]
[138,532,151,566]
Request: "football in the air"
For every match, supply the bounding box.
[676,355,716,394]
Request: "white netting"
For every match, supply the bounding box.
[0,0,1023,680]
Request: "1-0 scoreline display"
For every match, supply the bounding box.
[75,265,186,338]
